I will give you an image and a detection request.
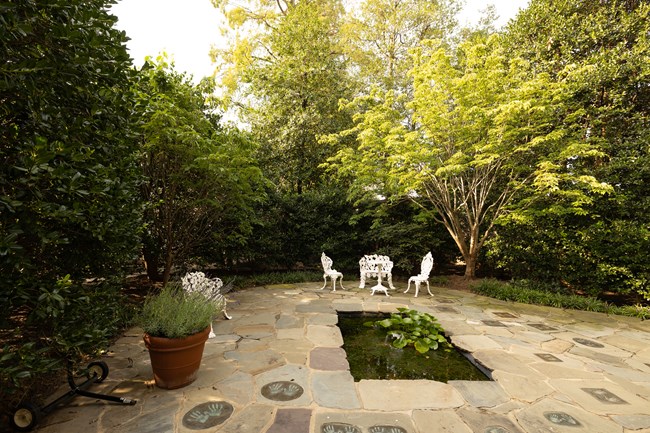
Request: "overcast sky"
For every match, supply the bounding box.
[111,0,530,81]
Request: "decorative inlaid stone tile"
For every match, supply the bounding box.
[369,426,408,433]
[436,306,459,313]
[535,353,563,362]
[321,422,362,433]
[528,323,557,331]
[573,338,604,348]
[482,320,507,327]
[182,401,234,430]
[543,411,581,427]
[261,381,304,401]
[581,388,628,405]
[493,312,517,319]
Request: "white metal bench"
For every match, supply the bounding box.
[404,252,434,297]
[181,272,232,338]
[359,254,395,295]
[320,252,345,292]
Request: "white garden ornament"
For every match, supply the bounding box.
[181,272,231,338]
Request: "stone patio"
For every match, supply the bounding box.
[30,282,650,433]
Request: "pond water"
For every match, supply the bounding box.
[338,312,490,382]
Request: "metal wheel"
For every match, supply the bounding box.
[86,361,109,383]
[10,402,41,432]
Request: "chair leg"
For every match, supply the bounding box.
[338,274,346,290]
[414,281,420,297]
[359,274,366,288]
[387,274,395,290]
[426,280,433,296]
[404,280,412,294]
[320,275,327,290]
[331,275,337,292]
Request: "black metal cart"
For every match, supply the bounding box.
[10,361,136,432]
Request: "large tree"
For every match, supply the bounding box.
[212,0,353,193]
[328,35,611,278]
[490,0,650,296]
[135,58,265,284]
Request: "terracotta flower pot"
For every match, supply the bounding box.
[143,326,210,389]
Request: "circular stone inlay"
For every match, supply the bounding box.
[322,423,362,433]
[572,338,604,348]
[261,381,304,401]
[182,401,234,430]
[370,426,407,433]
[544,411,581,427]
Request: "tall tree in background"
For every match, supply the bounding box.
[490,0,650,296]
[135,58,265,284]
[212,0,353,193]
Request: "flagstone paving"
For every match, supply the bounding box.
[30,283,650,433]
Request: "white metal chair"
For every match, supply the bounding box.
[181,272,232,338]
[320,252,345,292]
[404,252,434,297]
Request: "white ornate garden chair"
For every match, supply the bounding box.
[404,252,434,297]
[359,254,395,291]
[181,272,232,338]
[320,252,345,291]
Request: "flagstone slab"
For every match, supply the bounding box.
[540,338,574,353]
[307,313,339,326]
[452,335,502,352]
[412,409,472,433]
[224,348,284,375]
[611,414,650,430]
[515,398,623,433]
[549,379,649,415]
[492,370,554,402]
[309,346,349,371]
[276,328,305,340]
[213,371,255,405]
[472,350,542,378]
[449,380,510,407]
[529,363,602,380]
[296,300,335,313]
[276,314,304,329]
[306,325,344,347]
[568,346,629,367]
[357,380,464,410]
[218,404,275,433]
[266,408,312,433]
[311,371,361,409]
[332,299,364,312]
[233,324,275,340]
[456,407,525,433]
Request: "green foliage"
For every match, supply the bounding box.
[0,0,141,402]
[134,58,266,283]
[365,308,450,354]
[231,271,324,289]
[138,284,223,339]
[0,277,133,398]
[471,279,650,319]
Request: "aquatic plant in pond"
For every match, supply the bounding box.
[364,308,450,353]
[339,312,489,382]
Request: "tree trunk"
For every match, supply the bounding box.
[464,252,478,279]
[142,241,162,282]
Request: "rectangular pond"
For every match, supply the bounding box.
[338,312,490,382]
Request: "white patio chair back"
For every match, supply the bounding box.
[320,252,345,292]
[404,252,434,297]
